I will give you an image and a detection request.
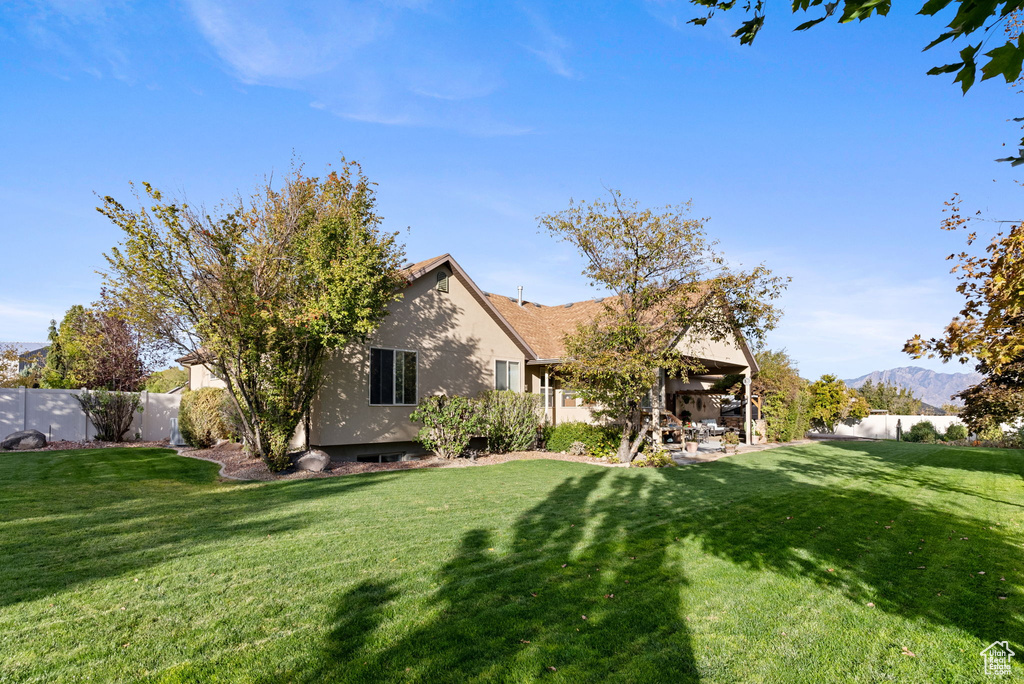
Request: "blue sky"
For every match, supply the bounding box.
[1,0,1020,379]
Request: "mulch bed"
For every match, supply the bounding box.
[181,443,626,481]
[18,439,171,452]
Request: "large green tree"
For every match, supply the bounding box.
[857,379,923,415]
[688,1,1024,164]
[539,191,787,462]
[41,305,146,391]
[808,374,870,433]
[99,161,406,470]
[754,349,812,442]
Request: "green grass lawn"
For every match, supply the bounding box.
[0,442,1021,683]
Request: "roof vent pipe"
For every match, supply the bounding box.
[517,286,523,306]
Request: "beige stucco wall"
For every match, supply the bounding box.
[526,366,600,426]
[312,263,527,446]
[675,330,749,368]
[188,364,227,390]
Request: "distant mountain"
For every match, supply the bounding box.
[844,366,982,408]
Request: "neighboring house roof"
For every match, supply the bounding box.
[2,342,48,356]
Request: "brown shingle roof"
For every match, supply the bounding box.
[486,293,612,360]
[401,254,450,280]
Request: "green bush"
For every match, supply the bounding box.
[944,423,968,442]
[75,389,143,442]
[179,387,231,448]
[477,390,542,453]
[544,421,622,458]
[411,394,484,459]
[903,420,939,443]
[632,449,674,468]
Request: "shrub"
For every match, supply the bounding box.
[568,441,588,456]
[903,420,939,443]
[944,423,968,442]
[722,431,740,446]
[477,390,542,453]
[219,392,246,442]
[544,421,622,457]
[411,394,484,459]
[179,387,231,448]
[632,449,674,468]
[75,389,143,442]
[977,424,1004,442]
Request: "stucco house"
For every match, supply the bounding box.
[180,254,758,461]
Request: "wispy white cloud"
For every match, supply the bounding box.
[765,273,965,380]
[6,0,145,83]
[519,5,577,79]
[183,0,532,135]
[0,302,61,343]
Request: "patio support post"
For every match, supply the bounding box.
[544,367,551,425]
[652,368,665,446]
[744,369,752,446]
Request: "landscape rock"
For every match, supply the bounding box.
[1,429,47,451]
[295,449,331,472]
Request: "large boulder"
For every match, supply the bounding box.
[295,449,331,472]
[1,429,47,451]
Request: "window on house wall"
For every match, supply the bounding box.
[495,360,521,392]
[369,348,418,405]
[540,372,555,406]
[561,388,595,408]
[436,271,449,293]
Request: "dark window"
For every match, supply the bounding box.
[370,348,417,405]
[495,360,521,392]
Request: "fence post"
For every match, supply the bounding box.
[20,386,27,431]
[141,390,149,441]
[81,388,89,441]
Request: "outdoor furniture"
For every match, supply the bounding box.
[700,419,726,437]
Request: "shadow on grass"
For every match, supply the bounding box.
[278,445,1022,682]
[275,470,699,682]
[0,448,399,608]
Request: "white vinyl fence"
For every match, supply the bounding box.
[0,387,181,443]
[809,414,965,441]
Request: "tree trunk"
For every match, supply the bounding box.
[617,425,633,462]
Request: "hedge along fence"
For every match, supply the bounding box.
[0,387,180,442]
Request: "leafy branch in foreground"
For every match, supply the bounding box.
[688,1,1024,164]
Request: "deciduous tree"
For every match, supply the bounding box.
[539,191,787,462]
[857,379,923,415]
[99,161,405,470]
[754,349,812,442]
[808,374,870,433]
[41,304,147,391]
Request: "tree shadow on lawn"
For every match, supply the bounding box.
[0,448,401,608]
[274,470,700,683]
[822,440,1024,480]
[796,441,1024,509]
[278,448,1022,682]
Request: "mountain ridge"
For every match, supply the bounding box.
[844,366,982,408]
